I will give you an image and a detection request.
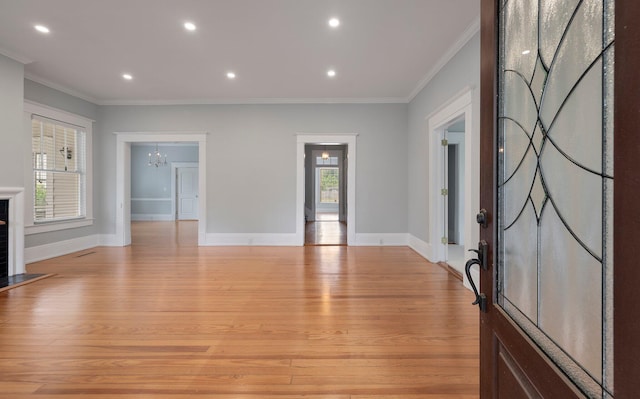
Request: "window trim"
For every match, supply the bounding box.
[24,101,94,235]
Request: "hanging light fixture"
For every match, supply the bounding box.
[148,143,167,167]
[321,145,330,160]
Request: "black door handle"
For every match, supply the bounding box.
[465,240,488,313]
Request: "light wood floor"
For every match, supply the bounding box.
[305,221,347,246]
[1,221,479,398]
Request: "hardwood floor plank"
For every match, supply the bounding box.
[0,221,479,397]
[0,381,43,394]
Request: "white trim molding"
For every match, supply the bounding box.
[408,234,433,262]
[353,233,408,246]
[408,17,480,102]
[131,214,174,221]
[427,89,474,264]
[114,132,208,246]
[205,233,298,246]
[296,133,358,246]
[0,188,25,276]
[25,234,98,264]
[98,234,121,247]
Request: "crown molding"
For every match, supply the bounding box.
[24,73,100,105]
[0,47,33,64]
[25,73,408,105]
[131,142,199,147]
[98,96,408,106]
[406,16,480,102]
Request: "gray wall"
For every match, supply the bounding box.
[23,79,99,248]
[0,54,25,188]
[96,103,408,235]
[131,144,198,216]
[14,32,478,249]
[407,32,480,243]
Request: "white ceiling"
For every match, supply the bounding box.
[0,0,480,105]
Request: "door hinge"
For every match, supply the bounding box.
[441,188,448,196]
[441,139,448,146]
[441,236,448,244]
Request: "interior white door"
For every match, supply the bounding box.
[177,167,199,220]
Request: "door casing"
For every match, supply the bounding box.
[115,132,207,246]
[296,134,357,246]
[427,89,477,282]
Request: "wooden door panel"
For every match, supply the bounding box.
[497,343,541,399]
[614,2,640,398]
[478,0,632,396]
[491,310,583,398]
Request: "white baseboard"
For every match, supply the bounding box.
[408,234,433,261]
[204,233,299,246]
[98,234,121,247]
[25,234,99,264]
[131,214,174,221]
[353,233,408,246]
[409,234,472,292]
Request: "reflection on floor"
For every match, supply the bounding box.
[305,213,346,246]
[315,211,339,221]
[131,221,198,248]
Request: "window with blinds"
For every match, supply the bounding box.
[31,117,86,223]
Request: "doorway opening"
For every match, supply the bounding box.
[305,145,347,245]
[427,89,476,282]
[115,132,207,247]
[443,118,466,272]
[128,142,200,246]
[296,134,357,246]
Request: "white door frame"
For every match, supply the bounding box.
[115,132,207,246]
[446,131,466,246]
[171,162,199,220]
[296,133,357,246]
[312,148,342,217]
[428,89,474,263]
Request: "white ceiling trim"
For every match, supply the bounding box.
[406,16,480,102]
[98,97,408,106]
[132,142,198,147]
[25,72,100,105]
[0,46,33,65]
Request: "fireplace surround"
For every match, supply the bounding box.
[0,188,25,277]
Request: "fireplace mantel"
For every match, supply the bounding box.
[0,188,25,276]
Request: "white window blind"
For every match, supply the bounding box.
[31,116,87,223]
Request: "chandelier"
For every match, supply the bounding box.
[148,144,167,167]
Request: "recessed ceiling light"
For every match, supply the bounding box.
[227,72,236,79]
[522,50,531,55]
[328,18,340,28]
[184,22,196,31]
[122,74,133,80]
[327,69,336,77]
[34,25,50,34]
